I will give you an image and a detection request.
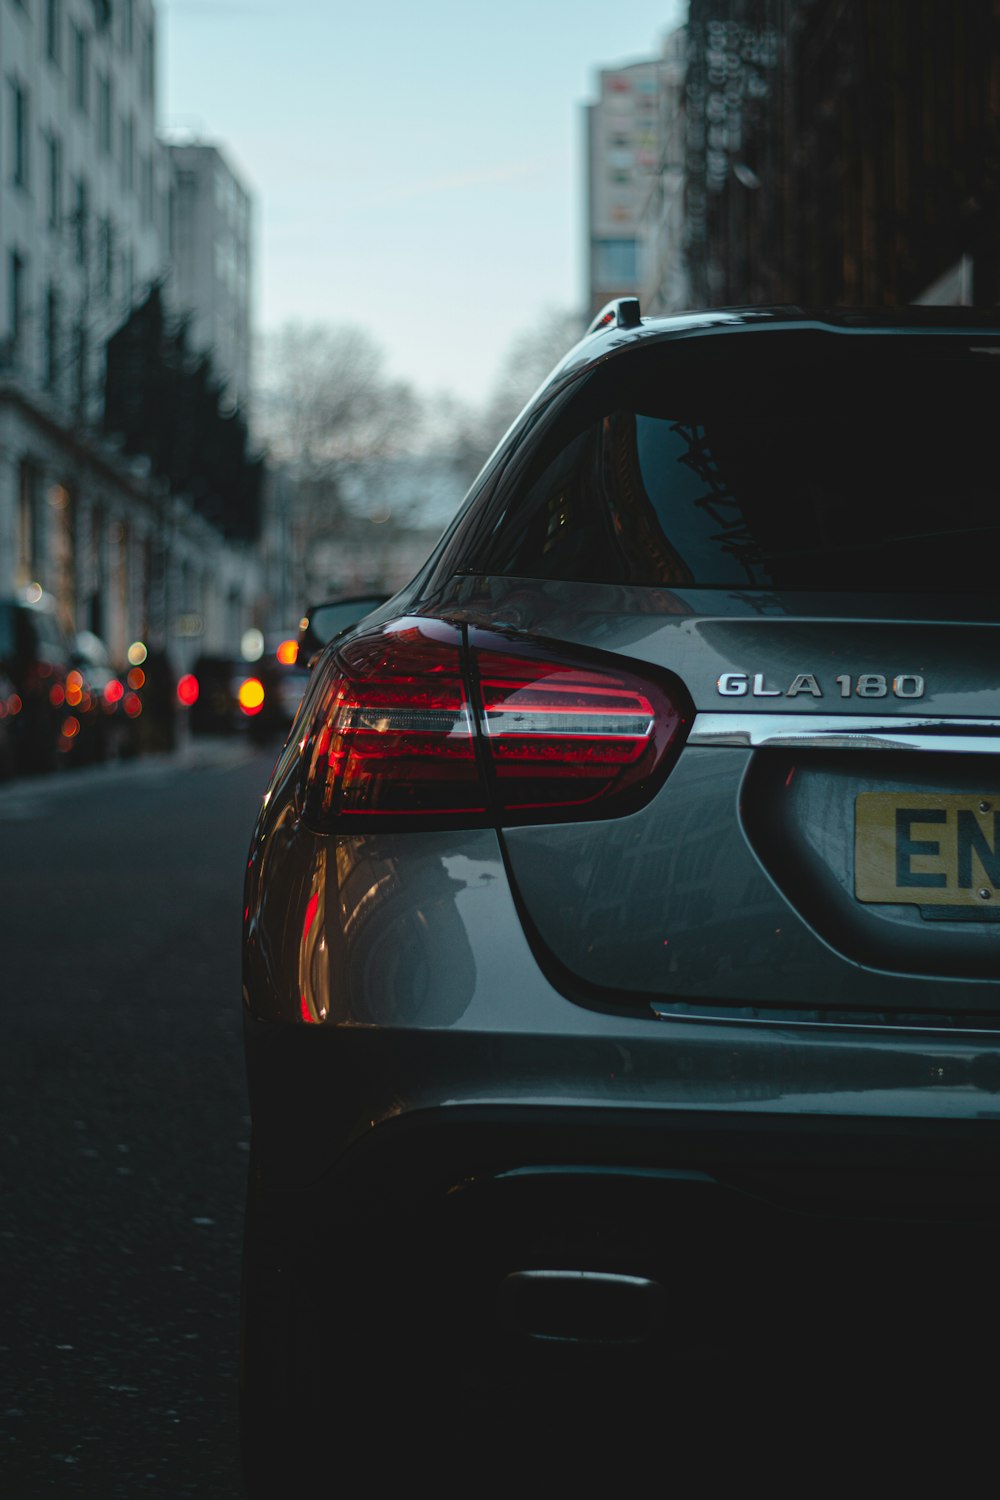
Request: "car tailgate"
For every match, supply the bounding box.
[468,591,1000,1020]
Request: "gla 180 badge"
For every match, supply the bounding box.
[717,672,926,699]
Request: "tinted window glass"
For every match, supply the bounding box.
[474,338,1000,592]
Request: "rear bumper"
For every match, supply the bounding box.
[243,1090,1000,1398]
[244,1015,1000,1214]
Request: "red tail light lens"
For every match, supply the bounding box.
[299,619,690,830]
[300,619,488,824]
[474,647,683,816]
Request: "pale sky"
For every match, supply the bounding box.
[159,0,686,403]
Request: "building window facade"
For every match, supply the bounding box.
[97,73,112,155]
[17,462,39,586]
[120,113,134,193]
[86,507,105,638]
[140,152,153,224]
[44,284,60,390]
[593,238,639,284]
[10,79,30,189]
[73,24,89,113]
[73,320,88,412]
[47,132,62,229]
[140,25,154,100]
[8,250,27,354]
[72,176,90,265]
[49,484,76,632]
[98,217,114,300]
[46,0,62,65]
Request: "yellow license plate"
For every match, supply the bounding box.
[855,792,1000,907]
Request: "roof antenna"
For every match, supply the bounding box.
[586,298,642,336]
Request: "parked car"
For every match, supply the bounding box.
[0,667,18,780]
[0,592,74,773]
[69,631,138,763]
[188,641,307,740]
[187,655,249,737]
[241,305,1000,1483]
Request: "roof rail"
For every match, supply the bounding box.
[586,297,642,336]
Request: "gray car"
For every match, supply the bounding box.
[241,304,1000,1482]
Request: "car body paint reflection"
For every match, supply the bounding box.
[319,839,477,1027]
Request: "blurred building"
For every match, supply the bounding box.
[256,463,298,631]
[0,0,268,675]
[639,26,690,314]
[683,0,786,306]
[0,0,168,419]
[586,28,691,319]
[0,0,171,658]
[585,56,663,318]
[166,142,253,416]
[683,0,1000,308]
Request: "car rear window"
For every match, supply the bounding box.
[469,335,1000,593]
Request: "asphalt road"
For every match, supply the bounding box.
[0,737,278,1497]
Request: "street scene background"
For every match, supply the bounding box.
[1,0,998,1492]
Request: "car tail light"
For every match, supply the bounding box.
[299,619,691,830]
[473,646,684,817]
[300,619,487,825]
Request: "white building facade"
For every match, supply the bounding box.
[0,0,261,671]
[585,29,690,321]
[585,57,661,319]
[1,0,166,413]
